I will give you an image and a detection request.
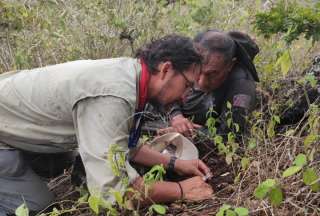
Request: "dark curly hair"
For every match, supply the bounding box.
[135,34,202,74]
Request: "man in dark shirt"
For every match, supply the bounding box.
[144,30,259,139]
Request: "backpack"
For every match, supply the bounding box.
[228,31,260,82]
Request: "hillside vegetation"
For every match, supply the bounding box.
[1,0,319,215]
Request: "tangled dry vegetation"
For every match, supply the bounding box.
[46,81,319,215]
[1,0,319,215]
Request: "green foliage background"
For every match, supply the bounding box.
[1,0,319,84]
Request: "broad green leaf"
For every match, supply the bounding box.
[226,209,237,216]
[293,154,307,167]
[15,203,29,216]
[227,118,232,128]
[234,207,249,216]
[303,168,320,192]
[216,204,231,216]
[254,179,276,199]
[269,186,283,206]
[149,204,166,215]
[88,195,100,215]
[282,166,302,178]
[241,157,250,170]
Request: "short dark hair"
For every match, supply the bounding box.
[194,30,236,64]
[135,34,202,74]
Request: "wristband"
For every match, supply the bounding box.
[167,156,177,172]
[176,182,184,200]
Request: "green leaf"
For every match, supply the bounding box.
[254,179,276,199]
[304,134,318,149]
[216,204,231,216]
[50,208,60,216]
[293,154,307,167]
[247,138,257,150]
[226,209,237,216]
[273,115,281,124]
[214,135,223,145]
[282,166,302,178]
[227,132,235,143]
[269,186,283,206]
[149,204,166,215]
[234,123,240,133]
[113,190,123,206]
[234,207,249,216]
[88,195,100,215]
[15,203,29,216]
[227,118,232,128]
[227,101,232,110]
[303,168,320,192]
[275,50,292,77]
[241,157,250,170]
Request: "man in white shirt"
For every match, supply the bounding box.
[0,35,213,215]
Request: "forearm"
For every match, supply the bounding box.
[131,144,170,168]
[131,177,180,205]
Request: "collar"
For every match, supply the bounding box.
[138,59,149,111]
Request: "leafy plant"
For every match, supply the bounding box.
[282,153,319,192]
[148,204,167,215]
[15,203,29,216]
[282,153,307,178]
[255,1,320,45]
[254,179,283,207]
[216,204,249,216]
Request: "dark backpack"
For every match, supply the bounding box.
[228,31,260,82]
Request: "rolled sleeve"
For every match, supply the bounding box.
[72,96,140,203]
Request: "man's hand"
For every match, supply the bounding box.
[171,114,202,136]
[174,158,212,178]
[179,176,213,201]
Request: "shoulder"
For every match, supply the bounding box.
[228,64,254,81]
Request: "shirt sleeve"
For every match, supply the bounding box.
[72,96,140,203]
[217,77,256,137]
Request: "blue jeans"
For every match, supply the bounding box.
[0,150,54,215]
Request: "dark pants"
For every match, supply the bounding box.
[0,150,54,215]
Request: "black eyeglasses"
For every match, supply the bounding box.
[180,72,195,91]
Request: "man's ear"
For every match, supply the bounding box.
[158,61,172,80]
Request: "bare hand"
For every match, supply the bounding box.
[179,176,213,201]
[174,159,212,178]
[157,126,176,136]
[171,114,202,136]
